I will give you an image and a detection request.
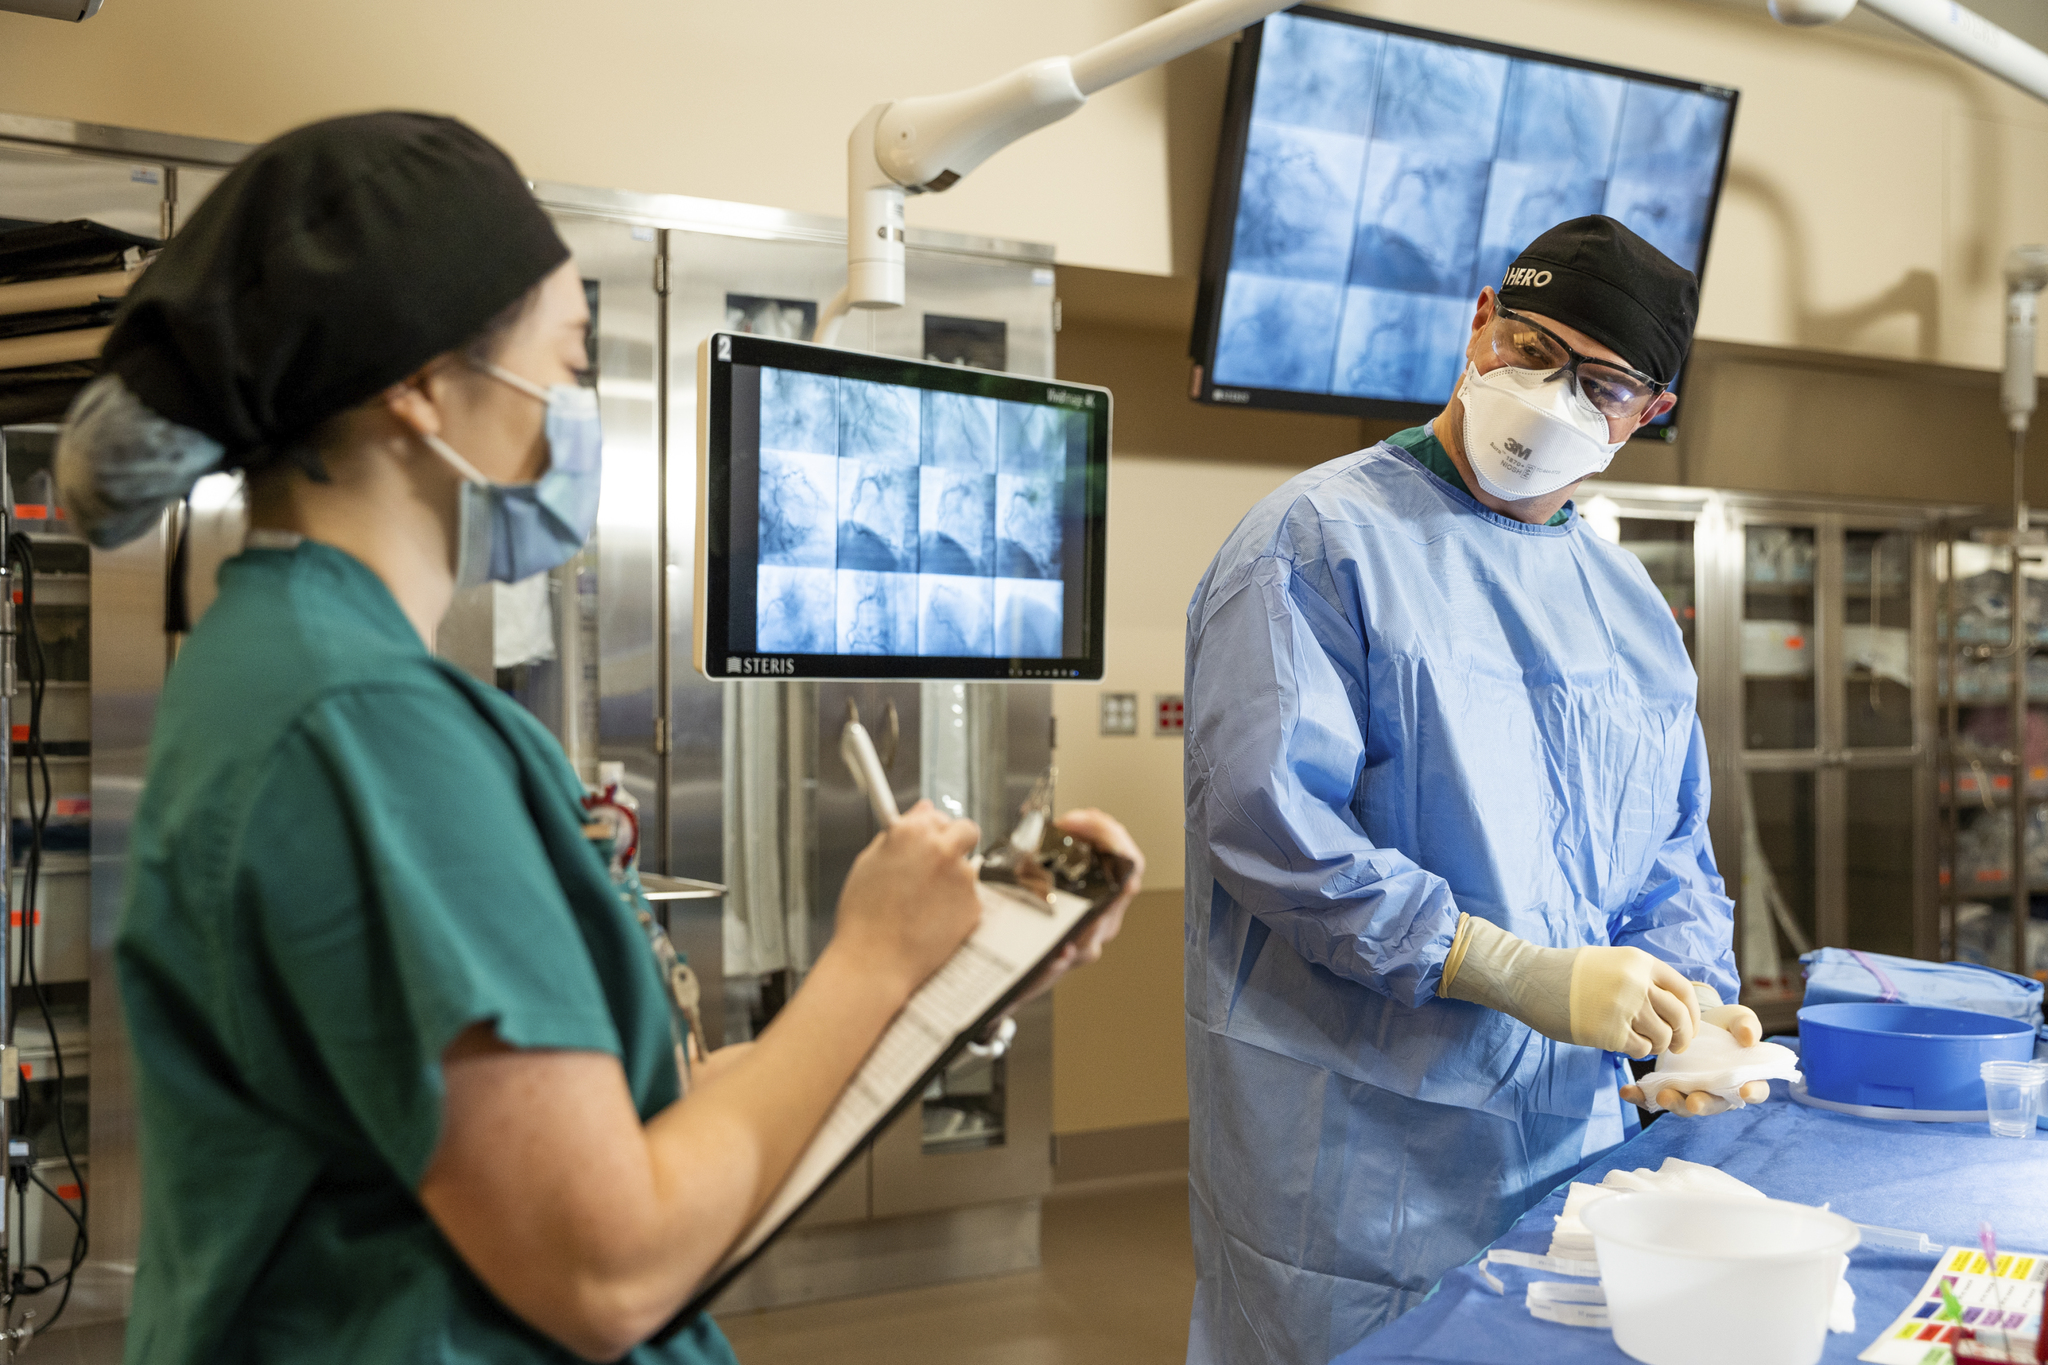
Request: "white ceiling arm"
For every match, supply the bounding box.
[1069,0,1300,94]
[1770,0,2048,105]
[876,60,1087,195]
[826,0,1294,338]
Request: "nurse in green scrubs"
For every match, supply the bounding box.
[56,114,1139,1365]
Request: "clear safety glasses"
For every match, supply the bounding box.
[1487,306,1668,422]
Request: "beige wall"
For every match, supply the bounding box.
[0,0,1181,276]
[1034,0,2048,1136]
[1049,889,1190,1134]
[6,0,2048,371]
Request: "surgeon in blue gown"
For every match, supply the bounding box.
[1182,217,1768,1365]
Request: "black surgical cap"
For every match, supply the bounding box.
[101,111,569,467]
[1497,216,1698,385]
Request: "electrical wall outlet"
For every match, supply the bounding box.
[1100,692,1138,736]
[1154,693,1186,736]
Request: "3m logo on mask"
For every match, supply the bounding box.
[1502,267,1553,288]
[1502,437,1535,460]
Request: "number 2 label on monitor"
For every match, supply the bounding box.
[695,332,1109,682]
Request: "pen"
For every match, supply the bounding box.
[841,719,900,827]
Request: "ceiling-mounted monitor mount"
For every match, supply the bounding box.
[817,0,1298,345]
[0,0,104,20]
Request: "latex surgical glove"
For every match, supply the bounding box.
[1440,914,1700,1059]
[1689,981,1762,1048]
[1620,1079,1771,1117]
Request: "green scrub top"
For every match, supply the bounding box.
[116,540,738,1365]
[1388,422,1574,527]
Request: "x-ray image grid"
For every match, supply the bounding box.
[754,366,1072,658]
[1211,11,1732,404]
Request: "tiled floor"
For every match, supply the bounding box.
[717,1177,1196,1365]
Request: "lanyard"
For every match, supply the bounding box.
[585,815,702,1098]
[633,887,703,1098]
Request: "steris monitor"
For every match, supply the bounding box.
[695,332,1109,682]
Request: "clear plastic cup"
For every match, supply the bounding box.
[1980,1060,2048,1138]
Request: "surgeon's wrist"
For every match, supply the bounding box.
[1440,913,1478,998]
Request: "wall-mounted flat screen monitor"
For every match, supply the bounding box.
[1189,7,1737,435]
[696,332,1109,681]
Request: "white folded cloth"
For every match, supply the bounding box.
[1548,1157,1763,1259]
[1548,1157,1854,1333]
[1628,1020,1803,1114]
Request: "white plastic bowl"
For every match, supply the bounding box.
[1579,1192,1859,1365]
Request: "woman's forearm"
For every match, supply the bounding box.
[424,808,984,1360]
[570,940,918,1348]
[646,939,911,1231]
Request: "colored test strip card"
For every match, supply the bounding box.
[1860,1247,2047,1365]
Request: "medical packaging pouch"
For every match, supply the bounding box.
[1800,948,2042,1025]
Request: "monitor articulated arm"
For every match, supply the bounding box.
[818,0,1295,344]
[1768,0,2048,105]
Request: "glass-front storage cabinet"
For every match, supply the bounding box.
[1936,532,2048,978]
[1586,483,1948,1033]
[1725,506,1934,1032]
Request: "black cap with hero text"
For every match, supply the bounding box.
[1496,216,1698,385]
[99,111,570,468]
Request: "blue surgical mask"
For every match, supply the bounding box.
[422,361,602,587]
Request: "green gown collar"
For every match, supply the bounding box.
[1387,423,1572,528]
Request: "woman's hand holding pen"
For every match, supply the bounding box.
[833,799,983,1001]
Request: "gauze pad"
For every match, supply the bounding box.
[1630,1020,1802,1114]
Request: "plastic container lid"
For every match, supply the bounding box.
[1789,1081,1985,1123]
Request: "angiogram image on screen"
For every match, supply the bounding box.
[752,368,1075,659]
[1211,11,1731,406]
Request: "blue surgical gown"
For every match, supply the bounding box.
[1183,440,1737,1364]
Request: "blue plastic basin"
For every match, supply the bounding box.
[1798,1002,2034,1112]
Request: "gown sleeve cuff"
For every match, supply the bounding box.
[1439,912,1477,998]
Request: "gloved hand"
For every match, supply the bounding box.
[1619,1079,1771,1117]
[1440,914,1701,1059]
[1621,988,1770,1116]
[1690,982,1762,1048]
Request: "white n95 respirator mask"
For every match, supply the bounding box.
[1457,362,1624,502]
